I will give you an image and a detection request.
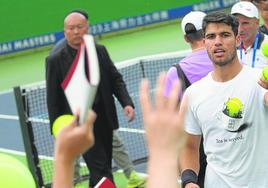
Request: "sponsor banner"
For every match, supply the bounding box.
[0,32,64,55]
[90,0,238,35]
[0,0,237,55]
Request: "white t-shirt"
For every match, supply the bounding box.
[184,66,268,188]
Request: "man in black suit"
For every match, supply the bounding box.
[45,10,135,187]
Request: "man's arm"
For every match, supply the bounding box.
[99,45,134,108]
[52,111,96,188]
[180,134,201,188]
[140,73,186,188]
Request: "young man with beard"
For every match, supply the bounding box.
[179,12,268,188]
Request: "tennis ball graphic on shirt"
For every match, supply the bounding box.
[224,98,243,118]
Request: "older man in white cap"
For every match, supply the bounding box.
[231,1,268,69]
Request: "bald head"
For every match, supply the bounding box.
[64,12,88,26]
[64,12,89,49]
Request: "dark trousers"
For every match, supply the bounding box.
[198,136,207,188]
[83,116,114,187]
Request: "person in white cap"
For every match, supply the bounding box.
[239,0,268,35]
[231,1,268,69]
[164,11,213,188]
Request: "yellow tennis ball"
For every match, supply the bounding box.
[262,65,268,81]
[52,114,74,137]
[226,98,243,118]
[261,41,268,57]
[0,153,35,188]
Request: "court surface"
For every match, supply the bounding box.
[0,21,188,91]
[0,88,148,187]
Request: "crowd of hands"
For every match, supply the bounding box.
[53,72,268,188]
[53,73,186,188]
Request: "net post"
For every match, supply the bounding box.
[13,86,43,188]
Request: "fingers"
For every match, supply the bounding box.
[140,79,151,117]
[155,73,166,109]
[130,110,135,121]
[69,109,80,127]
[127,111,135,122]
[85,110,96,130]
[124,107,129,117]
[166,80,181,111]
[178,95,188,127]
[124,106,135,121]
[63,113,79,131]
[258,79,268,89]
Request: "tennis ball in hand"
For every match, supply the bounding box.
[225,98,243,118]
[262,65,268,81]
[52,114,74,137]
[261,41,268,57]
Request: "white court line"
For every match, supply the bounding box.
[0,148,52,161]
[0,114,18,120]
[0,148,26,156]
[0,148,87,166]
[119,127,145,134]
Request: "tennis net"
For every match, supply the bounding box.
[14,50,189,187]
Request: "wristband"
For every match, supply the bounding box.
[181,169,198,188]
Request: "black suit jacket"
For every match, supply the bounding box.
[45,39,134,132]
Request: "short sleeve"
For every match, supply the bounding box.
[181,88,202,135]
[164,67,179,97]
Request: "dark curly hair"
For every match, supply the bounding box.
[202,11,239,37]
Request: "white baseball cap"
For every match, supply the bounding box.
[231,1,259,19]
[181,11,206,34]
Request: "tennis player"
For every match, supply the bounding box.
[180,12,268,188]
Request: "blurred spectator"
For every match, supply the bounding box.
[232,1,268,68]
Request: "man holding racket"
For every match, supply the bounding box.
[46,10,136,187]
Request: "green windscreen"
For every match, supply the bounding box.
[1,0,206,42]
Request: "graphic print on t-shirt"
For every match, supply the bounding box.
[221,97,247,132]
